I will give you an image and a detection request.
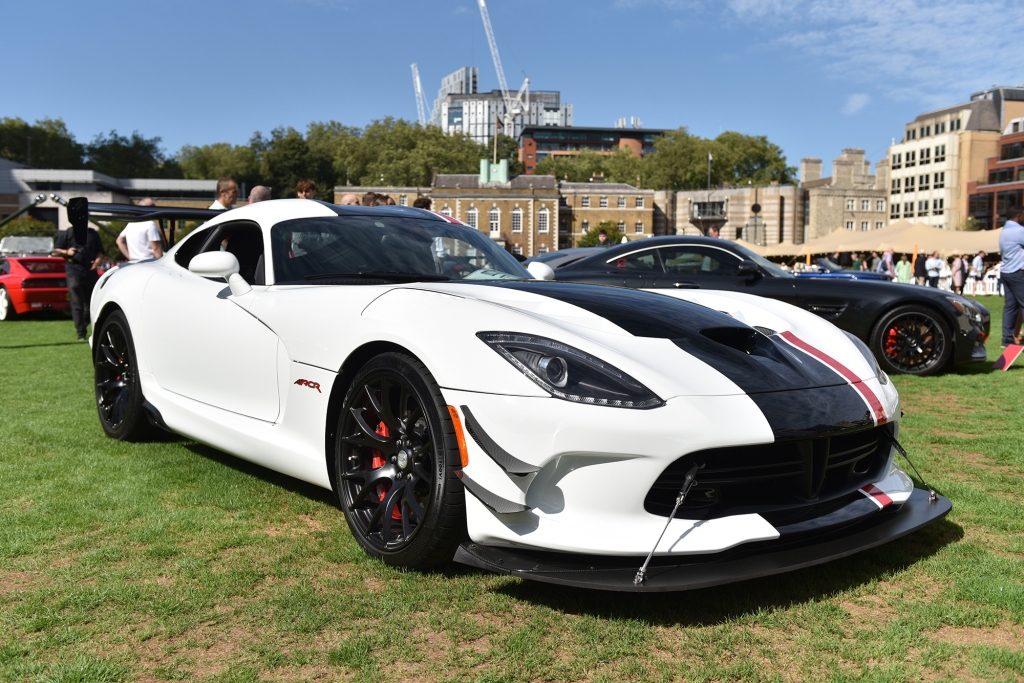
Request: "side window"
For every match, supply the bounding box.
[607,249,662,271]
[659,246,742,276]
[174,227,215,269]
[204,221,265,285]
[0,260,9,276]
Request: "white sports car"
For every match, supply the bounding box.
[89,199,949,591]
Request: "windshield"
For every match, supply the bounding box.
[0,236,54,255]
[270,215,531,284]
[814,258,843,272]
[730,242,793,278]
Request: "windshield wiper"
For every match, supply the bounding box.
[303,271,451,282]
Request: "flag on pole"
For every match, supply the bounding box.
[496,116,503,130]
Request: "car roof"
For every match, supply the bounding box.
[564,236,747,268]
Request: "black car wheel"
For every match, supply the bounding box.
[870,305,952,376]
[333,352,465,569]
[94,310,153,440]
[0,287,17,321]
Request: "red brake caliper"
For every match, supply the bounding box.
[884,325,899,357]
[370,422,402,520]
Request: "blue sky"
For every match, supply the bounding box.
[2,0,1020,177]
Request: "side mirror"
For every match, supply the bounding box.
[527,261,556,281]
[738,259,761,278]
[189,251,252,296]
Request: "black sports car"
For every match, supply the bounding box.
[554,236,989,376]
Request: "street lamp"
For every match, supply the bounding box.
[0,193,48,230]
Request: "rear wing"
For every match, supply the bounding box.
[87,202,225,249]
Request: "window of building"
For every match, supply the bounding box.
[398,195,407,206]
[860,221,869,231]
[906,150,916,167]
[538,245,548,254]
[938,122,946,133]
[892,153,902,169]
[861,199,870,211]
[903,202,913,217]
[441,206,452,217]
[892,178,901,193]
[919,174,930,190]
[933,198,944,215]
[846,220,854,230]
[846,199,855,211]
[634,221,644,234]
[876,199,885,211]
[581,220,589,233]
[989,168,1015,184]
[511,207,523,233]
[905,176,915,191]
[917,200,929,216]
[875,221,883,230]
[512,245,522,256]
[581,196,590,208]
[934,172,945,188]
[1019,166,1024,182]
[466,206,477,228]
[489,207,500,234]
[635,197,644,208]
[891,203,900,218]
[599,196,608,208]
[934,144,946,162]
[1000,142,1024,161]
[954,119,961,130]
[537,208,549,233]
[920,147,930,164]
[617,196,626,208]
[617,221,625,233]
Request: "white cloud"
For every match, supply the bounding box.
[843,93,870,115]
[625,0,1024,106]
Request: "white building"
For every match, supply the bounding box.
[440,89,572,145]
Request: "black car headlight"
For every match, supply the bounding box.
[478,332,664,409]
[947,296,982,326]
[843,331,888,385]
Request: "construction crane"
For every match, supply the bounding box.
[411,63,428,126]
[477,0,528,146]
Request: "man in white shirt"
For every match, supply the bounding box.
[925,251,943,288]
[209,178,238,210]
[116,198,163,261]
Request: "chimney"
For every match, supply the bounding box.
[800,158,822,184]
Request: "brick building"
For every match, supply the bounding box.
[519,125,663,174]
[966,116,1024,230]
[557,181,655,249]
[800,149,888,239]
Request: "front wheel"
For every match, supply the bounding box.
[0,287,18,321]
[333,352,465,569]
[870,305,952,376]
[94,310,153,440]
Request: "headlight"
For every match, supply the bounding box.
[947,296,982,325]
[843,331,888,385]
[477,332,664,409]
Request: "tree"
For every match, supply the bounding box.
[178,142,261,189]
[0,117,85,169]
[0,216,58,241]
[710,131,795,186]
[85,130,181,178]
[492,133,524,175]
[576,220,623,247]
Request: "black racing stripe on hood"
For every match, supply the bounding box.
[749,386,873,439]
[478,281,847,394]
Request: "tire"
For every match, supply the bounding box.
[94,310,153,441]
[870,305,952,376]
[0,287,17,321]
[333,352,465,569]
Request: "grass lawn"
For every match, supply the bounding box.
[0,296,1022,683]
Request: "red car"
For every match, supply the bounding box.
[0,237,69,321]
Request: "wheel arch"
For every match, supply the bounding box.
[92,302,125,359]
[324,340,419,495]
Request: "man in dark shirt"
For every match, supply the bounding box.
[54,226,105,340]
[913,252,928,286]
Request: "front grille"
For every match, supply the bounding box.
[644,423,894,520]
[21,278,66,289]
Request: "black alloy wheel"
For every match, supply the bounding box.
[94,310,152,440]
[870,305,952,376]
[334,352,465,569]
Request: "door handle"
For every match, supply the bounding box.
[673,281,699,289]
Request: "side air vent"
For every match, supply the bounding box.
[699,326,758,354]
[805,303,848,320]
[754,326,777,336]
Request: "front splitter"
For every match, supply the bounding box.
[454,488,950,592]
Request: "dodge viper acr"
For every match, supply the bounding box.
[88,199,950,591]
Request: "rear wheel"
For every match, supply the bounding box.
[870,305,951,376]
[333,352,465,569]
[0,287,17,321]
[94,310,153,440]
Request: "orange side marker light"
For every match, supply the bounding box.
[447,405,469,467]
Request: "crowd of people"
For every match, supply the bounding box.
[826,249,995,292]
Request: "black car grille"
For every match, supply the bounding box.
[644,423,894,520]
[21,277,66,289]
